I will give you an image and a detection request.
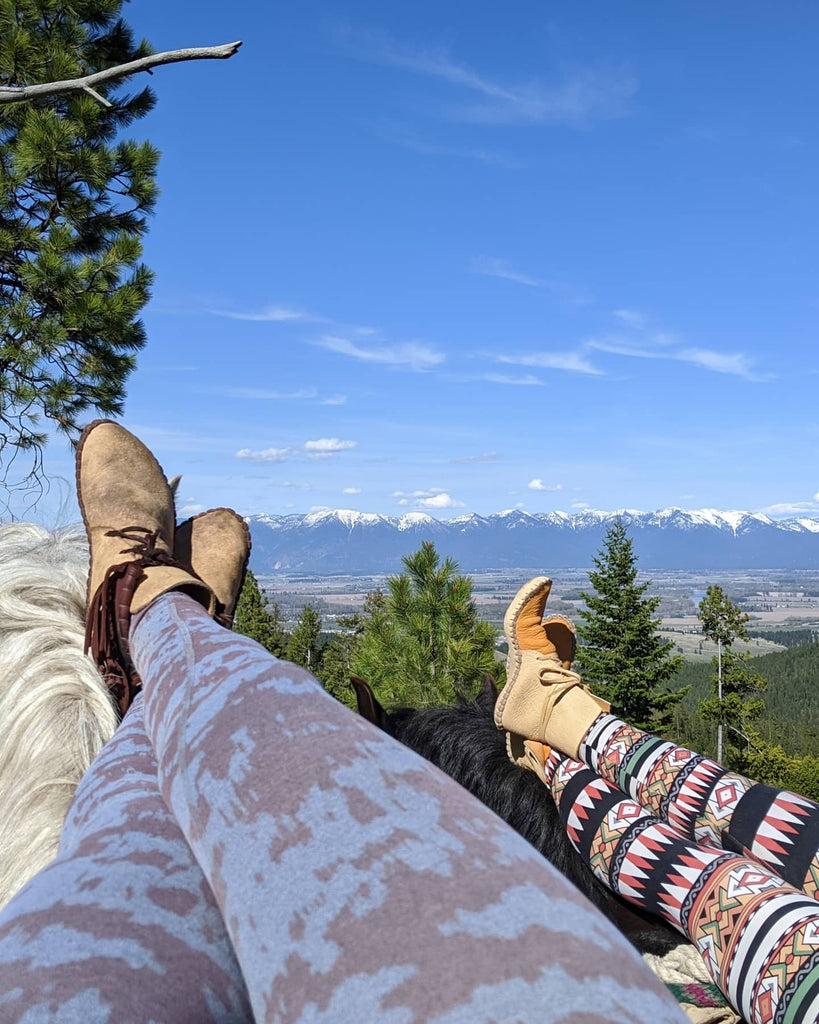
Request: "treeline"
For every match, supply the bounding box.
[233,569,362,704]
[673,643,819,757]
[747,627,818,648]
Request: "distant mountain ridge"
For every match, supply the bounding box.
[247,507,819,574]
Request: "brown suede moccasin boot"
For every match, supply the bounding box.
[175,508,252,629]
[495,576,609,761]
[77,420,215,715]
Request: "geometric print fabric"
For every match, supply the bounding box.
[685,863,819,1024]
[727,784,819,900]
[581,712,819,892]
[547,750,819,1024]
[562,713,819,1023]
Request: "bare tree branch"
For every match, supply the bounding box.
[0,41,242,105]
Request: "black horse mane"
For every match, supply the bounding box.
[353,676,683,957]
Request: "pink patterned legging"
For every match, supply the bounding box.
[0,593,684,1024]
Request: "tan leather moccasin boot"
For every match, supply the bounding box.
[77,420,215,715]
[495,576,609,760]
[542,614,577,669]
[175,508,252,629]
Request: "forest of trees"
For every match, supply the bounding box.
[235,522,819,801]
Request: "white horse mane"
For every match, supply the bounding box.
[0,522,117,909]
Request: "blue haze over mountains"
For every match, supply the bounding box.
[246,509,819,574]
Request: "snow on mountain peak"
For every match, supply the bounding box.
[246,506,819,573]
[252,506,819,537]
[302,508,385,529]
[397,512,438,529]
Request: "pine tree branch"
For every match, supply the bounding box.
[0,42,243,106]
[726,721,763,753]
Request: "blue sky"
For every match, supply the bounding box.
[26,1,819,524]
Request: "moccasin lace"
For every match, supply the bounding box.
[84,526,203,717]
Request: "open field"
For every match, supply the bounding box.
[258,568,819,661]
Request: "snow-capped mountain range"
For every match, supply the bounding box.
[246,507,819,574]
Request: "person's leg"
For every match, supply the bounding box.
[497,577,819,898]
[579,712,819,897]
[533,747,819,1024]
[0,694,251,1023]
[134,590,686,1024]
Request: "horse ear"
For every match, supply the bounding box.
[479,673,499,705]
[350,676,391,733]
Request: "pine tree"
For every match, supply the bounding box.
[286,604,323,672]
[0,0,158,495]
[697,585,765,765]
[233,569,287,657]
[576,519,685,729]
[699,649,767,767]
[351,542,498,708]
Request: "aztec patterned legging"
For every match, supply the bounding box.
[537,712,819,1024]
[0,593,685,1024]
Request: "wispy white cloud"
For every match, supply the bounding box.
[392,487,465,509]
[304,438,356,452]
[675,348,764,380]
[342,486,361,495]
[528,479,563,492]
[480,372,544,386]
[481,308,768,383]
[419,492,465,509]
[758,496,819,518]
[178,502,205,516]
[208,305,327,324]
[220,387,347,406]
[572,501,591,510]
[236,447,291,463]
[304,438,357,459]
[369,123,523,168]
[316,334,444,371]
[472,256,544,287]
[472,257,592,304]
[236,438,358,463]
[220,387,318,400]
[457,69,639,126]
[587,336,665,359]
[587,331,770,382]
[339,26,638,126]
[452,451,499,464]
[497,351,604,376]
[612,308,647,329]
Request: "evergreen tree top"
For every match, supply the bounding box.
[0,3,239,508]
[577,518,686,730]
[0,0,159,503]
